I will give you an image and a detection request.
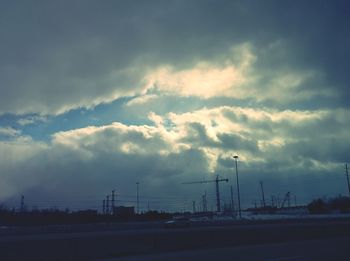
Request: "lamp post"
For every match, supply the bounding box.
[233,155,241,219]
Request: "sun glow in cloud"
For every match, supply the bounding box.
[143,63,248,98]
[136,43,329,104]
[142,44,254,99]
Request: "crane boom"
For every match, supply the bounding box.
[182,178,229,184]
[182,175,229,212]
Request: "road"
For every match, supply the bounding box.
[0,220,349,260]
[102,236,350,261]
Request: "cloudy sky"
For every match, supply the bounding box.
[1,0,349,212]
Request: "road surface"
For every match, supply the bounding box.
[0,219,349,260]
[102,236,350,261]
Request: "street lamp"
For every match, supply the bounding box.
[233,155,241,219]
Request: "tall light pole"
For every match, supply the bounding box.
[346,164,350,197]
[136,182,139,214]
[233,155,241,219]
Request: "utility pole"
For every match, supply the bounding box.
[215,176,221,212]
[233,155,241,219]
[346,164,350,197]
[112,190,115,208]
[202,195,205,212]
[260,181,266,208]
[106,195,110,215]
[20,195,24,213]
[230,185,235,214]
[136,182,139,214]
[192,201,196,213]
[202,191,207,212]
[102,199,106,214]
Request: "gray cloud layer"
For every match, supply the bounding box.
[1,0,349,114]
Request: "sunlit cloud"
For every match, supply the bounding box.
[142,44,254,99]
[139,43,329,104]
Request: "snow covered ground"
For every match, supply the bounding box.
[234,211,350,221]
[192,211,350,221]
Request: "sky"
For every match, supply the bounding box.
[1,0,350,212]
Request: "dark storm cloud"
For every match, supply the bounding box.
[181,122,218,147]
[1,0,349,114]
[282,138,350,163]
[217,133,258,152]
[180,122,258,153]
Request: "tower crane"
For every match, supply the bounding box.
[182,175,229,212]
